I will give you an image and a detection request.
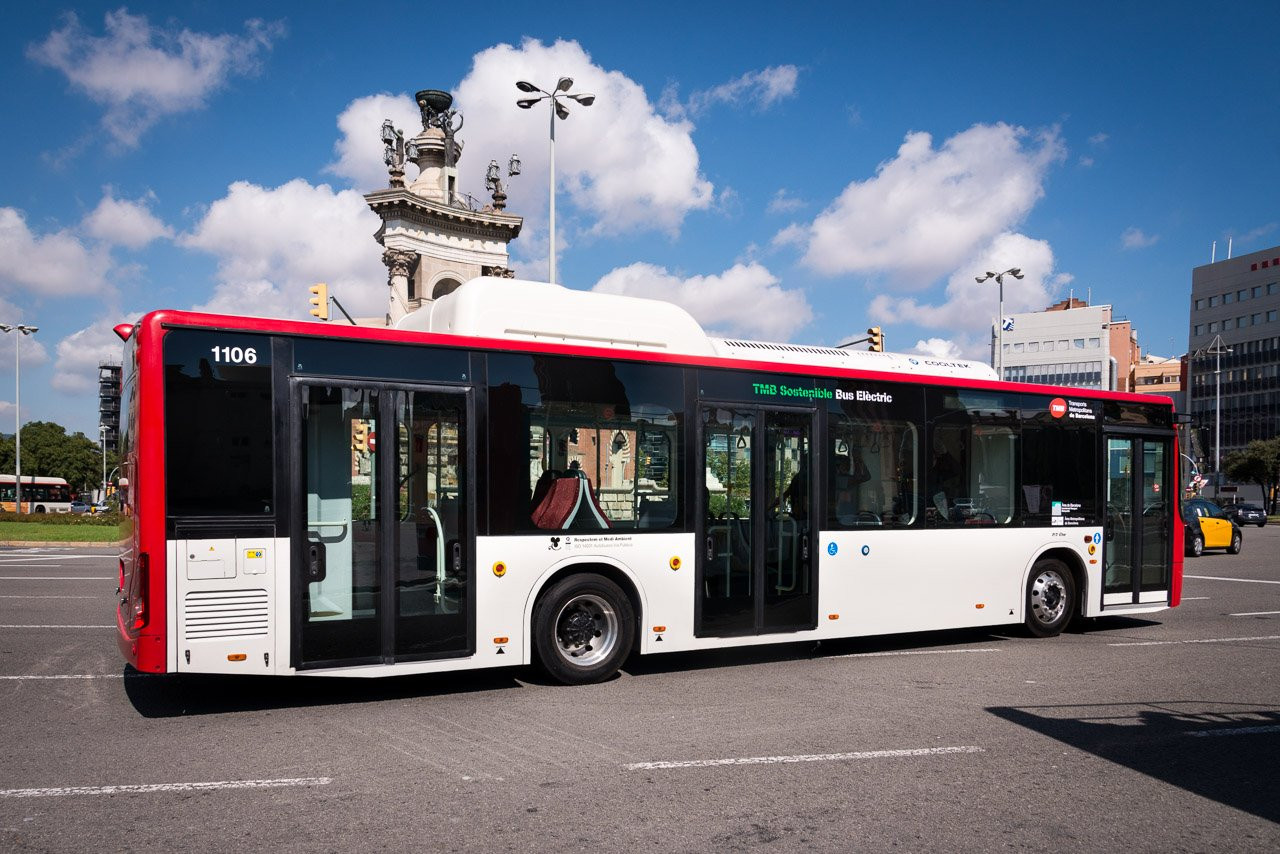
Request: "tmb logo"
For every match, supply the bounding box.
[1049,397,1068,419]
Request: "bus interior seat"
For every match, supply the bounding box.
[531,470,611,530]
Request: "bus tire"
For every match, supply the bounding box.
[533,572,634,685]
[1025,558,1074,638]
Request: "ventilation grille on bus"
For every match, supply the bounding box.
[183,589,269,640]
[719,340,854,358]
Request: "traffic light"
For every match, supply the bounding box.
[309,283,329,320]
[866,326,883,352]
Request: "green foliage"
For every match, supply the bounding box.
[0,421,117,496]
[1223,437,1280,512]
[0,510,119,526]
[0,519,120,542]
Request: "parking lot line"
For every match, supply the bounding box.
[0,674,128,680]
[1186,724,1280,738]
[0,595,99,599]
[1184,575,1280,585]
[626,746,984,770]
[833,648,1001,659]
[0,624,114,629]
[1228,610,1280,616]
[0,777,333,798]
[1108,634,1280,647]
[0,576,110,580]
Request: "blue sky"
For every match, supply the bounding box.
[2,2,1277,437]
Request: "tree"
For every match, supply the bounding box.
[1223,437,1280,514]
[0,421,117,496]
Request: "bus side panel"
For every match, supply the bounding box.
[117,316,170,674]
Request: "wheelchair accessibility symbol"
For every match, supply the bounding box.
[827,542,838,556]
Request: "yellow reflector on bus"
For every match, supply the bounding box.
[493,562,507,577]
[669,556,681,571]
[227,654,247,662]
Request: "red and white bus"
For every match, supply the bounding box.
[114,278,1182,684]
[0,475,73,514]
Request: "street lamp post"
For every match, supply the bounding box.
[974,268,1024,379]
[0,324,37,514]
[99,425,107,505]
[516,77,595,284]
[1203,334,1232,500]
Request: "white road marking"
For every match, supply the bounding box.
[0,674,128,680]
[1181,596,1211,600]
[0,555,96,561]
[1109,634,1280,647]
[0,777,332,798]
[0,595,99,599]
[833,648,1001,659]
[626,746,984,770]
[0,576,110,580]
[1187,724,1280,738]
[0,624,114,629]
[1184,575,1280,585]
[1230,610,1280,616]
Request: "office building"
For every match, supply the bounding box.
[1187,244,1280,468]
[997,298,1139,391]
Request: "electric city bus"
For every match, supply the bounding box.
[114,278,1182,684]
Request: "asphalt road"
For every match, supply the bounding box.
[1,533,1277,853]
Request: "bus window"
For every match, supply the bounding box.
[928,391,1020,527]
[488,354,683,533]
[827,419,919,528]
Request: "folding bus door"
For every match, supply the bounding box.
[698,405,817,636]
[295,382,473,668]
[1103,434,1172,607]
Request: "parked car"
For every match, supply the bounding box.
[1182,498,1242,557]
[89,501,110,514]
[1223,502,1267,527]
[69,500,90,514]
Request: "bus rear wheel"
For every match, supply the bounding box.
[1026,559,1075,638]
[533,573,635,685]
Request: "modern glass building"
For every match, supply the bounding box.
[1187,244,1280,476]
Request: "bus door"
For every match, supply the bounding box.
[295,382,473,668]
[698,405,817,636]
[1103,434,1172,607]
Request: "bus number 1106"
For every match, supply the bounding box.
[210,346,258,365]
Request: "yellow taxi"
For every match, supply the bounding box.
[1182,498,1242,557]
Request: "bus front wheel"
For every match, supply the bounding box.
[1026,559,1075,638]
[533,573,634,685]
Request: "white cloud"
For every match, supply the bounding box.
[453,38,714,247]
[867,232,1061,361]
[592,261,811,340]
[0,207,111,297]
[913,337,964,359]
[28,9,283,147]
[327,93,423,191]
[1121,226,1159,250]
[179,179,387,318]
[665,65,800,119]
[777,123,1065,286]
[51,317,129,394]
[766,189,806,215]
[83,190,172,249]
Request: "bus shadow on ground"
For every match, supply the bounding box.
[122,666,528,717]
[623,626,1018,679]
[989,700,1280,823]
